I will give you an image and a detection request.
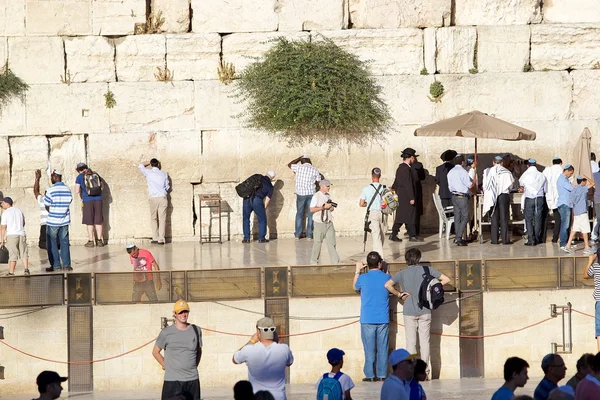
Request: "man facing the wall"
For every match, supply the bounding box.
[288,155,321,240]
[138,159,170,245]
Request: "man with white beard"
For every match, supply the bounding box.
[483,155,515,245]
[543,157,564,244]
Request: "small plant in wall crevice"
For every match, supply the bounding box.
[0,63,29,108]
[104,89,116,109]
[428,80,445,103]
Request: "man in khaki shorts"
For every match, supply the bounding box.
[0,197,29,276]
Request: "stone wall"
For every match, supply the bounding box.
[0,290,595,393]
[1,0,600,242]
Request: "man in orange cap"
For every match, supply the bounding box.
[152,300,203,400]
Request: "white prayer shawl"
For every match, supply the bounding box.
[483,165,514,216]
[519,166,546,208]
[542,164,563,210]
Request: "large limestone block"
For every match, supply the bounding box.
[436,27,477,74]
[423,28,436,74]
[571,71,600,119]
[194,80,243,129]
[108,82,195,133]
[26,83,110,135]
[349,0,450,28]
[0,137,10,187]
[26,0,92,35]
[477,26,530,73]
[8,37,65,84]
[434,72,572,122]
[165,187,194,237]
[10,136,48,188]
[278,0,347,31]
[377,75,434,125]
[191,0,278,33]
[152,0,190,33]
[65,36,115,83]
[222,32,309,72]
[49,135,86,186]
[107,185,151,238]
[0,0,26,36]
[200,130,240,183]
[543,0,600,24]
[115,35,166,82]
[531,25,600,71]
[454,0,541,25]
[92,0,146,35]
[166,33,221,81]
[0,96,26,136]
[320,29,423,75]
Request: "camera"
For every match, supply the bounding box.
[326,200,338,208]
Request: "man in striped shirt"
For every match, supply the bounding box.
[584,249,600,351]
[288,155,321,240]
[44,170,73,272]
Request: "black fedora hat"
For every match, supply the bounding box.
[401,147,419,157]
[440,149,458,161]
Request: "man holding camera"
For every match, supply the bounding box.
[309,180,340,264]
[360,167,387,259]
[353,251,396,382]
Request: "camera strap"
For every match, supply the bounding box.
[365,183,382,221]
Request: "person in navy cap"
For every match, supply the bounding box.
[519,159,547,246]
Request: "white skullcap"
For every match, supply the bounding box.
[52,170,62,176]
[126,243,136,249]
[302,154,310,158]
[267,170,276,178]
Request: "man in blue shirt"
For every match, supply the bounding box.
[563,176,595,254]
[556,164,575,249]
[353,251,393,382]
[44,170,73,272]
[74,163,105,247]
[447,155,476,246]
[534,354,567,400]
[242,171,276,243]
[491,357,530,400]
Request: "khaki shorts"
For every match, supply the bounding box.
[6,235,28,261]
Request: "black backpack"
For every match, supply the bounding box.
[417,266,445,310]
[235,174,263,199]
[84,170,102,196]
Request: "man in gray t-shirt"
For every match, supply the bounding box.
[385,248,450,378]
[152,300,202,400]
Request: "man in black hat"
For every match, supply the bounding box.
[435,150,457,208]
[34,370,68,400]
[390,148,423,242]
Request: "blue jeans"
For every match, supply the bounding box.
[360,323,389,379]
[558,205,572,247]
[596,302,600,338]
[47,225,71,269]
[243,197,267,241]
[295,194,314,238]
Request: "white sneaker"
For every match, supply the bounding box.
[561,246,573,254]
[584,248,596,255]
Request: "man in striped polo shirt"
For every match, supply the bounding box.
[584,249,600,351]
[44,170,73,272]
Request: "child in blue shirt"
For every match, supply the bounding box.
[563,176,595,254]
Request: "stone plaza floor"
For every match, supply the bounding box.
[2,378,538,399]
[8,231,577,275]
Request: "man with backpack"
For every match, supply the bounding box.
[74,163,104,247]
[240,171,276,243]
[359,167,389,259]
[315,348,355,400]
[384,248,450,378]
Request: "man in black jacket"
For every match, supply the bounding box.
[390,148,423,243]
[435,150,456,208]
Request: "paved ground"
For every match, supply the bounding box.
[2,378,538,399]
[3,232,584,275]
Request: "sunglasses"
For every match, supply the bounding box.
[258,327,276,332]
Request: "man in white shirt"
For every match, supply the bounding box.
[288,155,321,239]
[233,317,294,400]
[33,169,52,264]
[543,157,564,243]
[0,197,29,276]
[519,159,547,246]
[310,180,340,264]
[138,159,170,245]
[359,168,387,259]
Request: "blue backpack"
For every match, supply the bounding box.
[316,372,344,400]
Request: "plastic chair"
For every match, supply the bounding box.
[433,193,454,240]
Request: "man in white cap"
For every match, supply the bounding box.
[242,171,276,243]
[519,159,547,246]
[380,349,416,400]
[309,179,340,264]
[126,243,162,301]
[153,300,203,400]
[43,170,73,272]
[233,317,294,400]
[288,155,321,239]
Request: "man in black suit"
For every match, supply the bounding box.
[390,148,423,243]
[435,150,456,208]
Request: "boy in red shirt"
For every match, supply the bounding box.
[126,243,162,301]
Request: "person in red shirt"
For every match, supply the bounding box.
[126,243,162,301]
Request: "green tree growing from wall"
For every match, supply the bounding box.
[0,64,28,109]
[235,36,392,148]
